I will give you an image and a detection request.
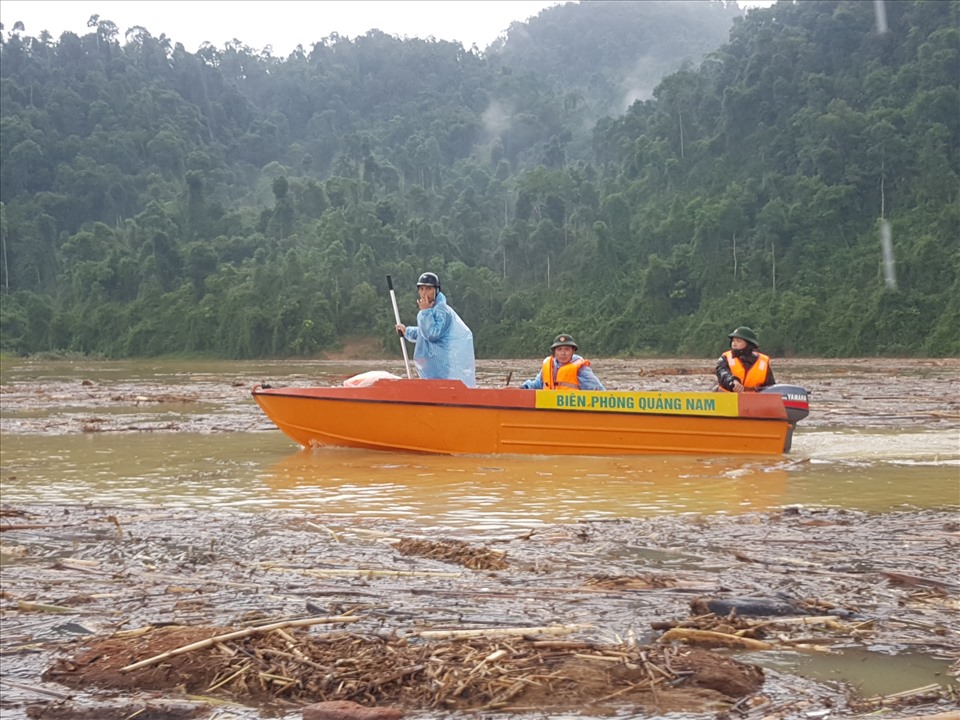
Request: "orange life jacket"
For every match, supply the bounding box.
[541,356,589,390]
[721,350,770,391]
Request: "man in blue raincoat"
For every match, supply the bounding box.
[396,272,476,387]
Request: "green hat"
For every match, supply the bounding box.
[550,334,579,351]
[728,326,760,346]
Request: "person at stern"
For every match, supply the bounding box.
[715,326,776,392]
[396,272,476,387]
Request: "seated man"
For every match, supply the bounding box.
[715,326,776,392]
[520,334,605,390]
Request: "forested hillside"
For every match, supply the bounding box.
[1,0,957,360]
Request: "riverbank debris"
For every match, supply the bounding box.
[43,625,764,714]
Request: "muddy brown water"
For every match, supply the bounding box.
[1,357,958,719]
[1,357,957,523]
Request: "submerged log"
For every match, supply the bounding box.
[691,596,814,617]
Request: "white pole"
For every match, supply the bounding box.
[387,275,413,379]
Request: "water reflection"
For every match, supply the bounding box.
[262,448,792,529]
[745,648,956,696]
[1,429,956,532]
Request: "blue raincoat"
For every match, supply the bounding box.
[402,291,476,388]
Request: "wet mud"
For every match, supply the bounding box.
[2,505,958,719]
[1,356,958,719]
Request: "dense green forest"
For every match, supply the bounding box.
[1,0,957,360]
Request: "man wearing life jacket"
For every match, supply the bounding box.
[716,326,776,393]
[520,334,605,390]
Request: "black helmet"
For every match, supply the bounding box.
[416,272,441,291]
[728,326,760,347]
[550,334,579,351]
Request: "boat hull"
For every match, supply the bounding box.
[252,380,794,456]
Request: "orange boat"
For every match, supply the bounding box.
[252,379,809,456]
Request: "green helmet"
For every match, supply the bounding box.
[728,326,759,346]
[550,334,579,351]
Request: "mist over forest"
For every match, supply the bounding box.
[1,0,957,359]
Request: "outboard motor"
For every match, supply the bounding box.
[762,384,810,425]
[761,384,810,452]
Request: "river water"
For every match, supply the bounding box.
[1,356,958,715]
[1,357,957,529]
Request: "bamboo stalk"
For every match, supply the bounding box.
[364,664,423,689]
[415,623,590,639]
[305,521,340,543]
[529,640,596,649]
[206,662,251,692]
[573,653,623,663]
[259,648,326,671]
[658,628,774,650]
[593,679,649,703]
[258,672,295,682]
[747,615,846,630]
[860,683,945,704]
[17,601,77,614]
[480,677,538,711]
[881,570,960,590]
[185,694,249,707]
[644,657,675,680]
[1,524,61,531]
[119,615,360,672]
[262,565,461,579]
[482,649,508,663]
[0,678,71,699]
[640,650,661,711]
[53,558,104,571]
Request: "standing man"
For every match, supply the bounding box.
[396,272,476,388]
[715,326,776,392]
[520,334,605,390]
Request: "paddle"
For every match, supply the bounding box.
[387,275,413,379]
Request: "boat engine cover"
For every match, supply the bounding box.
[761,384,810,425]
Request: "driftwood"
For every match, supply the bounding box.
[51,627,767,712]
[749,615,847,630]
[529,640,597,650]
[119,615,360,673]
[394,537,509,571]
[0,678,71,699]
[658,628,773,650]
[17,601,78,614]
[262,564,461,579]
[1,524,61,531]
[17,697,208,719]
[414,623,591,639]
[304,521,341,542]
[5,504,959,717]
[849,685,959,715]
[858,683,949,704]
[691,596,815,617]
[881,570,960,591]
